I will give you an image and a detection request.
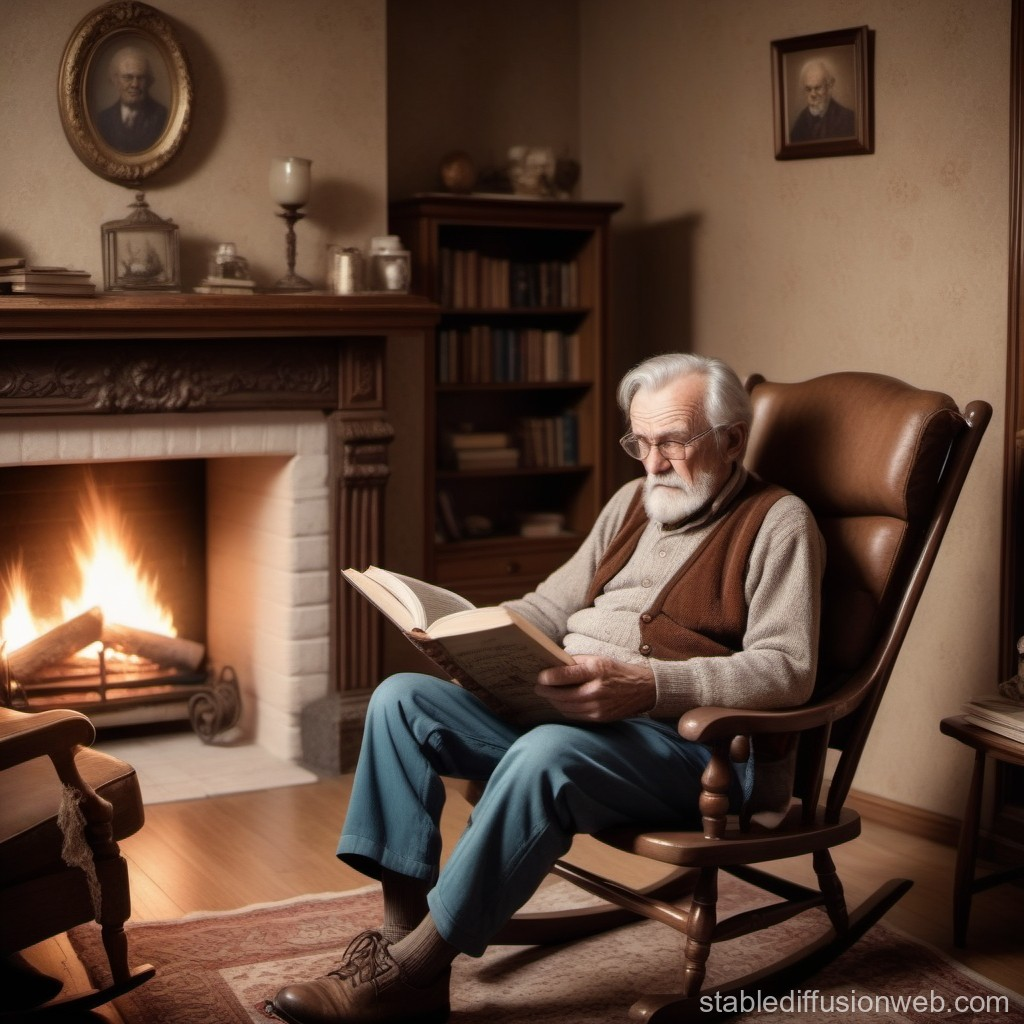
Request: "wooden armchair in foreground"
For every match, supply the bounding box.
[495,371,990,1022]
[0,697,154,1018]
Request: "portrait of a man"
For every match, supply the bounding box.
[93,45,168,153]
[60,3,193,184]
[789,56,856,143]
[772,27,871,160]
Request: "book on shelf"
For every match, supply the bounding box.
[439,247,578,311]
[436,327,582,385]
[444,430,514,450]
[961,695,1024,744]
[519,413,578,468]
[436,489,462,541]
[342,565,573,723]
[0,267,91,283]
[194,277,258,294]
[192,278,256,294]
[519,512,568,538]
[0,280,96,296]
[454,446,520,470]
[0,265,95,296]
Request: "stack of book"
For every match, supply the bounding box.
[961,695,1024,743]
[0,259,95,296]
[519,512,567,538]
[444,429,520,471]
[194,275,258,295]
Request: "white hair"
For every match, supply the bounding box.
[799,58,836,87]
[109,46,153,80]
[616,352,751,430]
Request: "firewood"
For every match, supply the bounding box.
[6,607,104,681]
[101,623,206,672]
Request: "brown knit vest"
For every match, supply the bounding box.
[585,476,788,661]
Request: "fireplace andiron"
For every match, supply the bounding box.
[0,640,242,744]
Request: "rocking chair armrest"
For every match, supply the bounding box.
[678,698,844,743]
[0,706,97,772]
[677,670,875,744]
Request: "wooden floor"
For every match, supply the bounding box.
[19,775,1024,1020]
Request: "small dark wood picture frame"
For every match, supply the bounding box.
[772,26,873,160]
[58,1,193,185]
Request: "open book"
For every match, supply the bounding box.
[342,566,574,724]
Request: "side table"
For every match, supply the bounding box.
[939,714,1024,946]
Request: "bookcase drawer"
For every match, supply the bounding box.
[435,540,575,601]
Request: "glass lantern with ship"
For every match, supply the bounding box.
[101,193,181,292]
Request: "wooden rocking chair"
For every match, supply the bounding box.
[0,701,155,1018]
[494,371,990,1021]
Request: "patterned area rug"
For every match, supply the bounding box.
[69,877,1023,1023]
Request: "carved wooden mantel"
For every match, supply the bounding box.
[0,292,438,700]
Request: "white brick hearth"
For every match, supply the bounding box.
[0,409,332,763]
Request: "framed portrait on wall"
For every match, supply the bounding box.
[58,1,193,184]
[771,26,874,160]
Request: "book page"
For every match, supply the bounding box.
[430,606,564,656]
[371,568,475,627]
[432,610,574,724]
[341,569,416,631]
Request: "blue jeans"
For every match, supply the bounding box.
[337,672,741,956]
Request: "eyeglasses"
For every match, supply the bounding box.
[619,424,720,461]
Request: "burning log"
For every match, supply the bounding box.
[101,623,206,673]
[6,607,104,682]
[4,608,205,682]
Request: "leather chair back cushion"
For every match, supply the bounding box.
[0,747,144,885]
[746,373,961,675]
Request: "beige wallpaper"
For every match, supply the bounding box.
[387,0,580,201]
[0,0,387,290]
[580,0,1010,821]
[0,0,1013,824]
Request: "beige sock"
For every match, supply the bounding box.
[381,868,430,944]
[390,915,459,986]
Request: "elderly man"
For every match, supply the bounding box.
[790,58,856,142]
[95,47,168,153]
[269,353,825,1024]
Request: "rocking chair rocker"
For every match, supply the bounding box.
[493,371,990,1021]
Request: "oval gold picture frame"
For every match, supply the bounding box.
[58,1,193,184]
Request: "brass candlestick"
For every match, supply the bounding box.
[269,156,313,292]
[273,203,312,292]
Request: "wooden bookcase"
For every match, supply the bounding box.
[389,194,621,605]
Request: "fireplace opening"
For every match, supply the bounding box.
[0,410,335,763]
[0,460,211,716]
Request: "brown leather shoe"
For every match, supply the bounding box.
[268,930,450,1024]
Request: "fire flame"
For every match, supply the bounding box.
[1,479,177,652]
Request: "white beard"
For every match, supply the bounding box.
[643,468,719,525]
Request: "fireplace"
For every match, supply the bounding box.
[0,460,210,719]
[0,294,436,770]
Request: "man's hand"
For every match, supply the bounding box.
[535,656,657,722]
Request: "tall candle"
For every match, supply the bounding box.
[269,157,312,206]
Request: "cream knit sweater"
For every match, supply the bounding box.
[504,466,825,722]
